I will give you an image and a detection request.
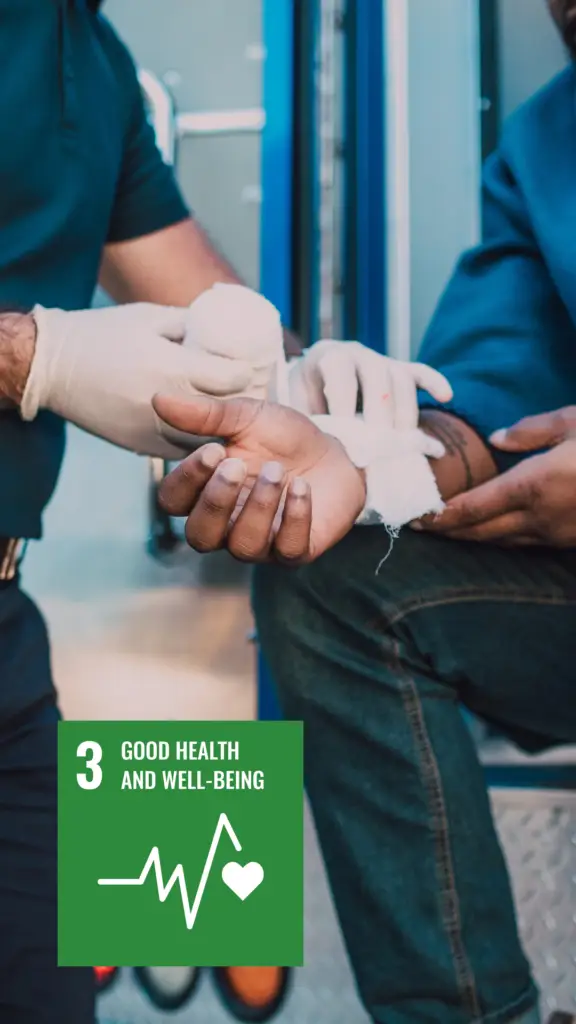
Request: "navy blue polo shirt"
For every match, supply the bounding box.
[0,0,188,538]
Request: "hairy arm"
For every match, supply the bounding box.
[100,219,302,357]
[0,313,35,404]
[419,409,497,501]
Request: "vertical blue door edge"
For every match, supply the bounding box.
[260,0,294,323]
[355,0,387,354]
[258,0,295,720]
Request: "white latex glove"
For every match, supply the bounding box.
[20,303,255,459]
[288,339,453,427]
[184,283,286,403]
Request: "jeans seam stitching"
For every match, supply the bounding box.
[474,984,538,1024]
[394,638,483,1020]
[380,590,576,632]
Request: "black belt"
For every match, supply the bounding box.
[0,539,24,582]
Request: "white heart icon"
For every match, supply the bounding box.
[222,861,264,901]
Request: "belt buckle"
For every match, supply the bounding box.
[0,539,24,582]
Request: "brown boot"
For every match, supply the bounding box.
[212,966,291,1022]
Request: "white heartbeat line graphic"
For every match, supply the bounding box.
[98,812,263,930]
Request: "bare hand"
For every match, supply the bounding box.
[154,394,366,563]
[415,407,576,546]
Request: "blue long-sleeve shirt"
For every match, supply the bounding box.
[419,65,576,470]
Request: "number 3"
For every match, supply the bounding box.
[77,741,103,790]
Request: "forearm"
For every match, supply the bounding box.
[419,409,497,500]
[101,218,302,357]
[100,219,239,306]
[0,313,35,404]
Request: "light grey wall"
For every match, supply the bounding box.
[497,0,567,122]
[405,0,567,354]
[407,0,482,351]
[104,0,265,288]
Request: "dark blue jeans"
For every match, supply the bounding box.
[0,580,95,1023]
[252,529,576,1024]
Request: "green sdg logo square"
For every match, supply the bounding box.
[58,722,303,967]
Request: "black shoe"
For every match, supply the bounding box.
[212,967,291,1022]
[547,1014,576,1023]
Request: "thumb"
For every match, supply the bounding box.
[177,348,254,396]
[490,408,576,452]
[111,303,189,342]
[153,393,262,440]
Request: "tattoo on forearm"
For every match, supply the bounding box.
[420,411,475,491]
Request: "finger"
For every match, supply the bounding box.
[158,443,227,515]
[153,394,261,441]
[357,351,396,428]
[273,478,312,564]
[497,535,540,547]
[154,307,189,342]
[389,358,419,430]
[490,407,576,452]
[437,510,533,543]
[419,432,446,460]
[180,349,254,396]
[409,363,453,403]
[227,462,286,562]
[184,458,247,553]
[319,350,359,418]
[417,472,527,532]
[124,304,205,342]
[97,304,186,338]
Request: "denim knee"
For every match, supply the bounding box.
[253,528,440,643]
[252,528,426,712]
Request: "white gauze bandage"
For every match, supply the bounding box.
[185,285,444,531]
[186,283,288,402]
[311,414,445,531]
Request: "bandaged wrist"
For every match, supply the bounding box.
[311,415,445,531]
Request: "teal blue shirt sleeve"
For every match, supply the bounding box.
[418,68,576,470]
[99,18,189,244]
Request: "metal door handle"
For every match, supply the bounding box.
[139,67,265,147]
[177,108,265,137]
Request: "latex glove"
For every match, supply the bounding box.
[288,340,453,427]
[184,283,286,403]
[20,303,255,459]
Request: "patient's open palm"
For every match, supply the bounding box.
[154,394,366,561]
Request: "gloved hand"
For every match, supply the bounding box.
[20,303,255,459]
[288,340,453,427]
